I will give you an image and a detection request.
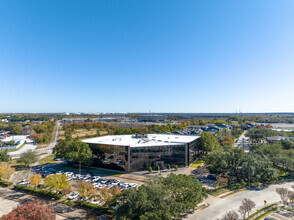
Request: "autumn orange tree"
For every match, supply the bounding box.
[29,174,42,189]
[75,181,97,200]
[0,200,55,220]
[0,162,15,180]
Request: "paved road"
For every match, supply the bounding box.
[33,121,61,165]
[188,181,294,220]
[234,131,250,152]
[7,135,37,158]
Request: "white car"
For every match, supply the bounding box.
[128,183,137,188]
[16,179,29,185]
[91,199,101,205]
[68,192,79,200]
[92,176,100,182]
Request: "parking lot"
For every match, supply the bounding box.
[14,162,140,205]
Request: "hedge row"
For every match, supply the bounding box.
[247,203,277,219]
[255,207,278,220]
[0,180,13,187]
[60,199,109,213]
[14,185,63,199]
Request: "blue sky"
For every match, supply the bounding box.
[1,0,294,113]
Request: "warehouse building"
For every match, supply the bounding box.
[140,114,167,122]
[83,134,200,172]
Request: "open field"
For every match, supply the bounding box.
[59,129,108,140]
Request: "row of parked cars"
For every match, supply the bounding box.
[64,172,137,190]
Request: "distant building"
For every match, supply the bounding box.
[140,115,167,122]
[83,134,200,172]
[266,136,294,143]
[22,125,32,135]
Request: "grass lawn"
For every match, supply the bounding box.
[190,160,204,168]
[56,164,123,176]
[38,154,56,165]
[9,158,26,168]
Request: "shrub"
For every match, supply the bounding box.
[0,180,13,187]
[14,185,63,199]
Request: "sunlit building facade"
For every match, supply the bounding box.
[83,134,200,172]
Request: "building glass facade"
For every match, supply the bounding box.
[88,143,128,171]
[130,144,186,171]
[87,138,199,172]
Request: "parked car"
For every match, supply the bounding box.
[91,199,101,205]
[68,192,79,200]
[207,174,217,180]
[16,179,29,185]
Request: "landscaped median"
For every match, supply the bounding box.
[13,184,112,214]
[14,184,63,199]
[246,203,278,220]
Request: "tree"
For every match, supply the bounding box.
[221,137,234,146]
[167,164,171,171]
[175,165,178,171]
[238,205,247,219]
[76,181,94,200]
[116,173,207,219]
[157,165,160,172]
[30,133,43,143]
[239,198,255,218]
[0,150,10,162]
[0,162,15,180]
[220,210,239,220]
[43,174,70,194]
[62,185,72,196]
[29,174,42,189]
[216,176,228,188]
[17,150,39,167]
[200,132,221,153]
[148,166,152,174]
[231,128,242,139]
[54,139,92,175]
[0,200,55,220]
[276,187,289,205]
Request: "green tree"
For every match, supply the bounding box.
[167,164,171,171]
[54,139,92,174]
[148,166,152,174]
[175,165,178,171]
[17,150,38,167]
[157,165,160,172]
[200,132,221,153]
[115,173,207,220]
[43,173,70,194]
[0,150,10,162]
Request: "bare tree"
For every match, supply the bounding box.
[276,187,289,205]
[220,210,239,220]
[243,198,256,217]
[238,205,247,219]
[291,185,294,191]
[238,198,256,219]
[288,191,294,209]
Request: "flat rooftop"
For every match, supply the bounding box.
[82,134,200,148]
